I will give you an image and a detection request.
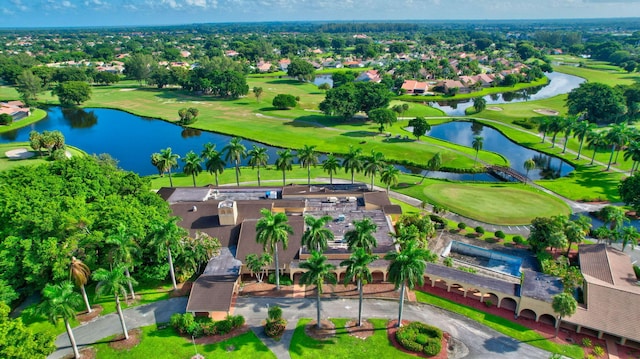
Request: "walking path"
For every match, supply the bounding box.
[50,296,551,359]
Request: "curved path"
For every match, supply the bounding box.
[50,296,551,359]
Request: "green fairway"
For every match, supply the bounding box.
[554,65,640,87]
[423,183,571,225]
[0,142,86,171]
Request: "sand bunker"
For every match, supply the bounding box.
[533,109,559,116]
[119,88,137,91]
[487,106,503,111]
[5,148,35,160]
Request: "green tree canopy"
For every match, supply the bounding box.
[619,173,640,213]
[287,59,315,82]
[272,94,297,109]
[52,81,92,105]
[566,82,626,124]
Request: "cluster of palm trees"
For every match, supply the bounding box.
[538,117,640,173]
[255,208,436,329]
[151,139,403,192]
[593,206,640,251]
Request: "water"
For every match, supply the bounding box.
[426,121,574,180]
[313,75,333,88]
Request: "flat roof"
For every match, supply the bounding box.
[426,263,519,296]
[186,276,237,313]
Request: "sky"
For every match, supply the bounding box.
[2,0,640,28]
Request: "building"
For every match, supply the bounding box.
[0,101,30,121]
[401,80,429,95]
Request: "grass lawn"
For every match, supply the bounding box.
[93,324,275,359]
[422,183,571,225]
[290,318,416,359]
[0,85,19,100]
[0,108,47,133]
[415,291,583,359]
[0,142,86,171]
[554,65,640,87]
[536,165,625,202]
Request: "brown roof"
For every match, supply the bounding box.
[186,275,237,313]
[235,216,304,265]
[363,192,392,207]
[579,244,614,285]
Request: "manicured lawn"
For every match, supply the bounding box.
[422,183,571,225]
[0,108,47,133]
[536,165,625,202]
[93,324,275,359]
[554,65,640,87]
[290,318,416,359]
[0,142,86,171]
[415,291,584,359]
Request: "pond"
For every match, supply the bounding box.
[426,121,574,180]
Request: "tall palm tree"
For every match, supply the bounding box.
[274,149,294,186]
[344,218,378,254]
[299,251,336,329]
[587,130,606,165]
[537,117,551,144]
[69,257,92,313]
[620,226,639,252]
[181,150,202,187]
[623,139,640,175]
[523,158,536,182]
[322,154,340,185]
[473,97,486,113]
[573,120,596,160]
[419,152,442,184]
[201,143,225,187]
[340,248,378,327]
[158,147,180,187]
[563,220,585,257]
[38,281,83,358]
[561,117,576,154]
[247,145,269,186]
[363,150,385,191]
[93,265,134,340]
[106,224,139,300]
[605,123,630,171]
[552,292,577,338]
[472,135,483,165]
[380,165,400,194]
[548,117,564,148]
[385,240,436,328]
[150,152,165,176]
[297,144,319,186]
[256,208,293,291]
[222,137,247,186]
[301,215,334,253]
[601,205,628,233]
[150,217,186,290]
[342,146,363,184]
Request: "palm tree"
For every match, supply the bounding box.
[322,154,340,185]
[106,224,139,300]
[385,240,436,327]
[301,215,334,253]
[150,152,165,176]
[150,217,186,290]
[538,117,551,143]
[256,208,293,291]
[563,220,586,257]
[473,97,486,113]
[297,144,319,186]
[419,152,442,185]
[472,135,483,165]
[523,158,536,182]
[363,150,385,191]
[245,253,273,283]
[158,147,180,187]
[38,281,83,359]
[573,120,596,160]
[587,130,606,165]
[605,123,630,171]
[201,143,225,187]
[623,139,640,175]
[601,205,628,234]
[69,257,92,313]
[222,137,247,186]
[247,145,269,186]
[380,165,400,193]
[181,150,202,187]
[548,117,564,148]
[552,292,577,337]
[275,149,294,186]
[93,265,134,340]
[561,117,576,154]
[299,251,336,329]
[344,218,378,254]
[340,248,378,327]
[342,146,363,184]
[620,226,639,252]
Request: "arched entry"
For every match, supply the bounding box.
[450,283,465,296]
[519,308,537,321]
[485,293,499,306]
[500,297,517,311]
[539,314,556,326]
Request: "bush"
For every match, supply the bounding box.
[495,230,505,239]
[272,94,297,109]
[395,321,443,356]
[422,340,442,356]
[230,315,245,328]
[633,265,640,279]
[265,318,286,338]
[268,273,293,286]
[457,222,467,230]
[170,313,196,335]
[268,305,283,321]
[443,257,453,267]
[428,214,446,229]
[581,337,592,348]
[513,118,537,129]
[593,345,604,357]
[475,226,485,234]
[513,235,525,244]
[215,319,233,335]
[484,299,494,307]
[0,113,13,125]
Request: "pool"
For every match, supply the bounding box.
[442,241,523,277]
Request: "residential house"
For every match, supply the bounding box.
[401,80,429,95]
[0,101,30,121]
[355,69,381,83]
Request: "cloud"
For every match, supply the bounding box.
[9,0,29,11]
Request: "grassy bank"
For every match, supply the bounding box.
[0,142,86,171]
[0,108,47,133]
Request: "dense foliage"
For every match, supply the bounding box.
[619,173,640,213]
[170,312,245,338]
[0,303,55,359]
[395,321,443,356]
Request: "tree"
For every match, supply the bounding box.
[322,154,340,185]
[419,152,442,184]
[255,209,293,291]
[385,240,436,327]
[561,117,576,154]
[408,117,431,140]
[552,292,577,337]
[124,53,154,85]
[157,147,180,187]
[0,302,55,358]
[620,226,639,252]
[340,248,378,327]
[287,59,315,82]
[318,82,331,91]
[528,216,568,253]
[587,130,606,165]
[547,117,564,148]
[272,94,297,109]
[523,158,536,182]
[0,114,12,125]
[342,146,363,184]
[538,117,551,143]
[253,86,264,102]
[69,257,92,313]
[380,165,400,193]
[299,251,336,329]
[564,219,586,257]
[573,120,596,160]
[222,137,247,186]
[201,143,225,187]
[37,281,83,359]
[150,153,165,176]
[600,205,628,233]
[16,69,43,104]
[623,140,640,175]
[245,253,273,283]
[473,97,487,113]
[619,173,640,213]
[149,217,186,290]
[106,224,140,301]
[319,83,359,119]
[363,150,386,191]
[275,149,294,186]
[181,151,202,187]
[368,108,397,132]
[567,82,626,124]
[302,215,334,253]
[93,265,134,340]
[472,136,483,165]
[605,122,631,171]
[297,144,319,186]
[247,145,269,186]
[344,218,378,254]
[52,81,92,105]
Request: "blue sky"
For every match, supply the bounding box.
[2,0,640,28]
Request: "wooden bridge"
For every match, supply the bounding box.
[485,165,528,183]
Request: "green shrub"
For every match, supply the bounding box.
[513,118,537,129]
[268,273,293,286]
[215,319,233,335]
[0,113,13,125]
[428,214,447,229]
[202,322,218,336]
[475,226,485,234]
[443,257,453,267]
[495,230,506,239]
[230,315,245,328]
[484,299,494,307]
[457,222,467,230]
[633,265,640,279]
[458,266,477,274]
[265,318,286,338]
[593,345,604,357]
[268,305,283,321]
[395,321,443,356]
[513,235,525,244]
[422,340,442,356]
[170,313,196,335]
[581,337,592,348]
